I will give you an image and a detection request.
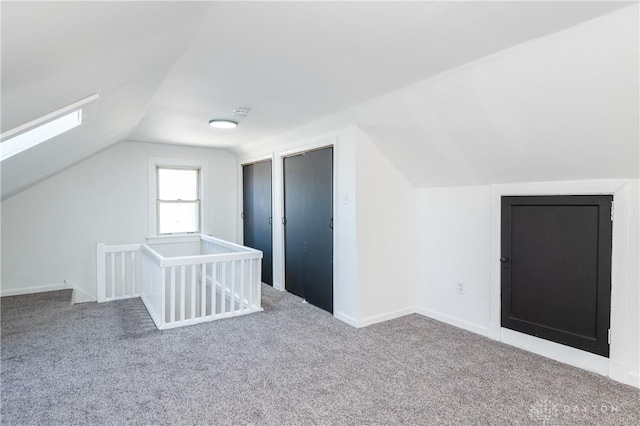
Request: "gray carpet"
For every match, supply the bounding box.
[1,287,638,425]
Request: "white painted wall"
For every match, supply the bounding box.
[355,129,416,325]
[1,141,237,301]
[627,181,640,385]
[416,186,492,335]
[416,180,640,387]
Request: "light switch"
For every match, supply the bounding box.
[341,192,349,205]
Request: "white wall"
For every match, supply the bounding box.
[355,129,416,325]
[628,181,640,384]
[416,180,640,387]
[416,186,492,335]
[1,141,237,301]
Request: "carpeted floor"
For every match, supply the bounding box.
[1,286,638,425]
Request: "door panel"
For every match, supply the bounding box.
[283,147,334,313]
[242,160,273,285]
[501,195,612,357]
[283,154,307,299]
[302,148,334,313]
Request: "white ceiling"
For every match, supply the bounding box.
[1,1,637,198]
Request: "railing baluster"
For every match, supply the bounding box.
[110,253,116,298]
[247,258,253,309]
[230,261,236,312]
[180,265,186,322]
[161,267,167,327]
[170,267,176,324]
[131,251,136,295]
[220,262,227,315]
[238,260,246,310]
[120,252,126,297]
[190,264,196,319]
[211,263,218,315]
[254,259,259,309]
[96,244,106,303]
[201,263,207,317]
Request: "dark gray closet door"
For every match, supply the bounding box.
[283,147,333,313]
[242,160,273,286]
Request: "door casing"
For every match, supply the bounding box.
[489,180,635,382]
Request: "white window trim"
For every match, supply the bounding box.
[148,157,208,238]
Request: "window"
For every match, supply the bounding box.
[156,167,200,234]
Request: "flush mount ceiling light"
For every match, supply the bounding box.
[208,108,251,130]
[208,119,238,129]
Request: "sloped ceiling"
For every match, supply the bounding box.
[1,1,211,199]
[238,3,639,186]
[1,1,637,199]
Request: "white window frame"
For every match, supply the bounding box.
[148,158,208,238]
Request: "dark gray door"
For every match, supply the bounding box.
[501,195,612,357]
[283,147,333,313]
[242,160,273,286]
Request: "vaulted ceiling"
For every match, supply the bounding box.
[1,1,638,199]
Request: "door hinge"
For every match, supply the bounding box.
[608,329,611,344]
[611,201,614,221]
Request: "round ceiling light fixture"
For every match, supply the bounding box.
[208,119,238,129]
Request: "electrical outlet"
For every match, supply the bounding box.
[456,281,465,295]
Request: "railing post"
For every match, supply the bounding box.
[160,266,167,329]
[96,243,106,303]
[255,259,262,309]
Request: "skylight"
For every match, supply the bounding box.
[0,93,99,162]
[0,111,82,161]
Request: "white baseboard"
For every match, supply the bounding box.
[334,310,360,327]
[501,328,609,376]
[356,307,417,328]
[336,306,491,332]
[335,306,417,328]
[416,307,489,337]
[609,359,629,384]
[0,283,66,297]
[64,280,96,304]
[610,362,640,389]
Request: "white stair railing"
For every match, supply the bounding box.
[97,234,262,330]
[96,243,141,303]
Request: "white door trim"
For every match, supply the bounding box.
[489,179,635,385]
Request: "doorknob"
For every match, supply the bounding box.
[241,212,244,219]
[269,217,273,225]
[282,217,287,225]
[329,218,333,230]
[500,256,509,265]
